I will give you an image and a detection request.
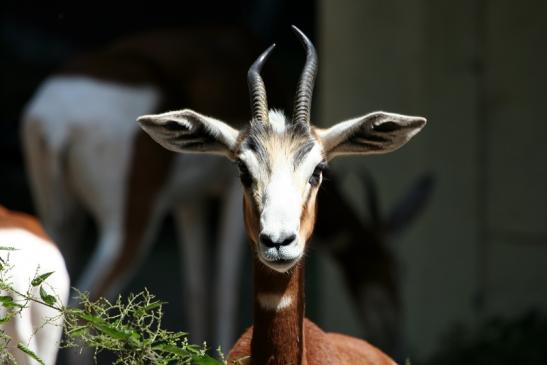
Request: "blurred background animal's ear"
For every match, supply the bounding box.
[386,173,435,238]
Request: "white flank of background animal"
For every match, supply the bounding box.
[0,228,70,365]
[23,76,161,295]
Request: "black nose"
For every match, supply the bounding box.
[260,233,296,248]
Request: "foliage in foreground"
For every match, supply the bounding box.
[0,247,224,364]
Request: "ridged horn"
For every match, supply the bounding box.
[291,25,318,126]
[248,43,275,124]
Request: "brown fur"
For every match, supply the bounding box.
[299,186,318,244]
[249,262,305,364]
[230,320,395,365]
[0,205,53,244]
[228,256,396,365]
[243,192,260,245]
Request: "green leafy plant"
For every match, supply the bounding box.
[0,247,225,364]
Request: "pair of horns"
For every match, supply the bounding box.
[248,25,317,126]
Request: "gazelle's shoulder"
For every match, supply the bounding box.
[325,331,397,365]
[227,325,252,364]
[302,319,342,364]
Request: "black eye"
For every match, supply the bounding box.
[309,162,326,187]
[236,160,253,188]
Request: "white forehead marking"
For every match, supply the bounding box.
[268,109,287,134]
[258,293,293,311]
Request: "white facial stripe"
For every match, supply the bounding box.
[261,162,301,241]
[239,148,262,182]
[297,144,325,181]
[268,109,287,134]
[258,293,293,311]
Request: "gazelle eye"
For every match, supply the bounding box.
[236,160,253,188]
[309,162,326,187]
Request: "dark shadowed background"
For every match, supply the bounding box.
[1,0,546,364]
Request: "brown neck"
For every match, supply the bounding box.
[251,258,305,365]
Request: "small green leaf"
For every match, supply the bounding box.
[17,342,45,365]
[143,302,163,312]
[31,272,54,287]
[128,331,142,346]
[152,342,189,357]
[0,246,17,251]
[67,325,88,337]
[39,286,56,305]
[186,344,202,354]
[79,313,139,344]
[0,295,23,309]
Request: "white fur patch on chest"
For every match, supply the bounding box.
[258,293,294,311]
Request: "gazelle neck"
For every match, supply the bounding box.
[251,258,305,365]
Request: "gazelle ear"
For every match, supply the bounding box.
[137,109,240,159]
[316,111,426,160]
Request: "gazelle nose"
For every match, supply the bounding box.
[260,233,297,248]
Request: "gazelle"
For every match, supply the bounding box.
[138,26,426,364]
[316,172,433,359]
[0,205,70,365]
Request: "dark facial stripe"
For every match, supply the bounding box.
[245,135,270,173]
[293,140,315,168]
[240,120,316,174]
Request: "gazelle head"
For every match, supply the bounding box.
[138,26,426,273]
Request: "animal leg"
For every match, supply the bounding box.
[21,116,84,275]
[73,221,123,302]
[173,200,209,346]
[213,180,246,352]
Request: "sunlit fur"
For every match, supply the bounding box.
[0,206,70,365]
[238,111,324,272]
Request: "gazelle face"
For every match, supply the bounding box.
[137,26,427,274]
[236,112,325,272]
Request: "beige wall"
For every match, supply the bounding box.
[318,0,547,358]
